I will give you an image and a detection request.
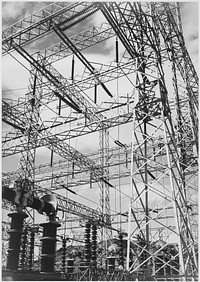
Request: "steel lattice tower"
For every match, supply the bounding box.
[2,2,198,281]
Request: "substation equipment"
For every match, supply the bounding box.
[2,1,198,281]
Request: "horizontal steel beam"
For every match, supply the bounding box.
[2,2,98,54]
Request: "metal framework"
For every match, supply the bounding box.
[2,1,198,281]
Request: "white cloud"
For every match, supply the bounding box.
[181,2,198,72]
[2,51,31,99]
[2,2,26,22]
[2,2,52,28]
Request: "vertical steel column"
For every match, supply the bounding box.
[99,125,111,268]
[126,59,139,271]
[144,119,150,277]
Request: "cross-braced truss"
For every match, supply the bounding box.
[2,1,198,281]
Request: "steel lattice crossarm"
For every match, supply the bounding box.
[52,23,113,98]
[2,98,197,192]
[2,21,123,117]
[46,189,113,228]
[2,56,137,152]
[33,22,114,65]
[2,100,26,132]
[11,42,105,119]
[3,141,198,193]
[2,98,106,182]
[9,41,135,126]
[2,94,193,158]
[2,57,137,146]
[2,2,199,280]
[2,2,99,54]
[1,188,115,230]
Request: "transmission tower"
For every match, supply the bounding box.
[2,1,198,281]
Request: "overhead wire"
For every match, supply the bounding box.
[60,180,132,215]
[5,50,31,72]
[2,87,28,92]
[58,188,120,224]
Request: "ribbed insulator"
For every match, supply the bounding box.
[40,221,61,273]
[91,225,97,267]
[7,212,28,271]
[67,259,74,274]
[19,228,28,269]
[62,238,67,272]
[107,256,116,271]
[84,223,91,265]
[118,233,124,267]
[28,231,35,269]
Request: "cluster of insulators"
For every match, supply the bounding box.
[19,228,35,269]
[61,237,75,274]
[19,227,28,268]
[6,211,61,273]
[29,231,35,268]
[85,223,91,266]
[107,233,124,271]
[91,225,97,268]
[84,222,97,269]
[62,237,67,272]
[40,220,61,273]
[7,211,28,270]
[118,233,124,268]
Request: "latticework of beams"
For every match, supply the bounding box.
[2,1,198,281]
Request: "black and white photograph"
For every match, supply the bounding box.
[2,1,198,281]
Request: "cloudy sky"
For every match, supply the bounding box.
[2,2,198,106]
[2,2,199,240]
[2,1,198,67]
[2,1,198,156]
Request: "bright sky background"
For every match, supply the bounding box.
[1,1,199,242]
[2,1,199,93]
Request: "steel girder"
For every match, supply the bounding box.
[96,1,198,278]
[52,23,113,98]
[2,2,98,54]
[2,2,199,279]
[153,2,198,152]
[2,100,105,182]
[32,22,114,65]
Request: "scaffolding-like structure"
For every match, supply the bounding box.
[2,2,198,281]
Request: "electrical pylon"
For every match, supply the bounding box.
[2,2,198,281]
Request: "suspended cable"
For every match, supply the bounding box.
[6,51,30,72]
[2,87,28,92]
[61,182,123,216]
